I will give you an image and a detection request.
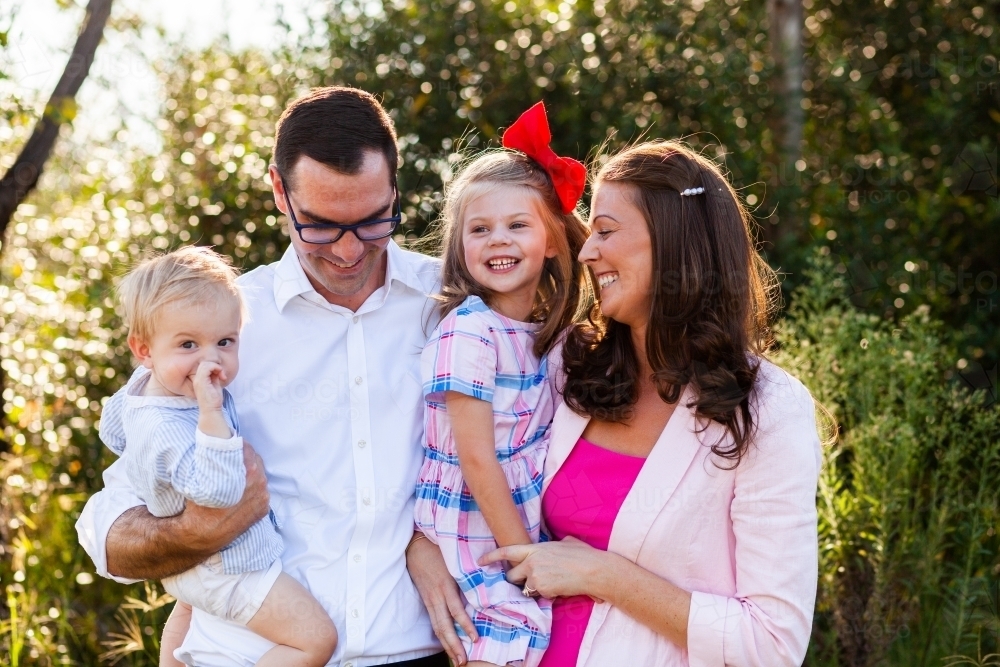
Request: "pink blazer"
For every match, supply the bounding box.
[541,360,822,667]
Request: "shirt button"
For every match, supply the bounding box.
[352,315,359,323]
[355,376,363,385]
[345,662,354,667]
[354,554,362,562]
[358,439,366,448]
[363,496,372,505]
[351,609,360,618]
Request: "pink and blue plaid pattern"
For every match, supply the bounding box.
[415,296,553,667]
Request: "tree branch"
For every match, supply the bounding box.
[0,0,113,451]
[0,0,114,238]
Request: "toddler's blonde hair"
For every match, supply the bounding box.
[118,246,245,343]
[438,150,591,357]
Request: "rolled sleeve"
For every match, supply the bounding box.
[75,458,145,584]
[194,428,242,451]
[686,373,822,667]
[688,592,740,667]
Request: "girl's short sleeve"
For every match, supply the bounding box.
[421,306,497,404]
[545,329,569,402]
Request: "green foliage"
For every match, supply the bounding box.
[2,0,999,664]
[147,0,790,256]
[0,3,11,62]
[773,253,1000,667]
[0,81,170,663]
[309,0,779,237]
[800,0,1000,362]
[149,47,299,267]
[155,0,1000,358]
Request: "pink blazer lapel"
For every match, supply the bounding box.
[574,386,706,666]
[607,384,704,563]
[541,401,590,499]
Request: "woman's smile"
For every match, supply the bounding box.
[596,272,619,289]
[580,182,654,330]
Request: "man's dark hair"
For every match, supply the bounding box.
[273,86,398,189]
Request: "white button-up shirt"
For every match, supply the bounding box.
[76,241,444,666]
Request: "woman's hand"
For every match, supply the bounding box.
[483,536,693,650]
[479,536,618,601]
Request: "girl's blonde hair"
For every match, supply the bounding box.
[438,150,591,357]
[118,246,246,343]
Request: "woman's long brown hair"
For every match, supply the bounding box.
[437,150,591,357]
[562,141,779,467]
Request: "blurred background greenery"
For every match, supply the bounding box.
[1,0,998,665]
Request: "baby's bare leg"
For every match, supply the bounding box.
[246,572,337,667]
[159,601,192,667]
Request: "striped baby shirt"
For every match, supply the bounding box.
[99,366,282,575]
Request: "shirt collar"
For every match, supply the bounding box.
[124,367,198,409]
[272,240,429,313]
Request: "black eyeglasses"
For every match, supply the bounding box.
[282,182,402,245]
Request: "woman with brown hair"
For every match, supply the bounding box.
[481,141,822,666]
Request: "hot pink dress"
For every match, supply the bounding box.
[539,437,646,667]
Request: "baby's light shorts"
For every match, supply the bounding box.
[162,554,282,625]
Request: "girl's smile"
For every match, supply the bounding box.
[486,256,521,272]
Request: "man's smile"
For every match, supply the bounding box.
[324,255,364,270]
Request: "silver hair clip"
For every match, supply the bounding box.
[680,187,705,196]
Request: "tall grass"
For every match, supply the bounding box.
[3,254,999,664]
[774,255,1000,667]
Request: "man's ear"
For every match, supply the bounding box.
[269,165,288,216]
[128,334,154,369]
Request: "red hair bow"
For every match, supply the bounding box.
[502,102,586,214]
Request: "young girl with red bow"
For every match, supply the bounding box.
[413,103,589,667]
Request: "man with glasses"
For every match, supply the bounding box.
[283,178,401,245]
[77,87,475,667]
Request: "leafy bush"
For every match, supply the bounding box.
[3,0,999,662]
[0,83,170,665]
[772,254,1000,667]
[72,0,1000,357]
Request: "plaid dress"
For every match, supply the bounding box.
[415,296,553,667]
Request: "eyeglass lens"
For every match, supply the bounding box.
[298,219,396,244]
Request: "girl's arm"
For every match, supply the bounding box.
[446,391,532,547]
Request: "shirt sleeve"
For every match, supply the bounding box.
[98,366,148,456]
[74,458,145,584]
[686,371,822,667]
[154,419,246,510]
[421,307,498,403]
